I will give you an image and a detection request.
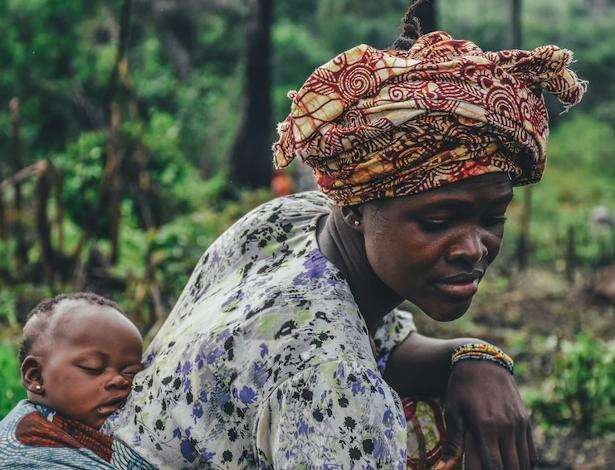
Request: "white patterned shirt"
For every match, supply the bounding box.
[106,192,415,469]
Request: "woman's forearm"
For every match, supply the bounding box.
[383,332,484,398]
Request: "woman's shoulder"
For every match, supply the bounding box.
[228,191,331,237]
[181,191,331,297]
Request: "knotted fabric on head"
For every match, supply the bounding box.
[273,31,586,206]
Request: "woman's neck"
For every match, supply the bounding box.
[316,208,402,335]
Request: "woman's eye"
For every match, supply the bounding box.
[418,218,451,231]
[484,215,508,226]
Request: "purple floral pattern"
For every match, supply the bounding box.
[104,192,415,468]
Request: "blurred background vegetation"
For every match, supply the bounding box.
[0,0,613,466]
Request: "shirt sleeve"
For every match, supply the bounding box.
[254,359,407,469]
[372,307,416,374]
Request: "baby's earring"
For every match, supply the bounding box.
[35,384,43,393]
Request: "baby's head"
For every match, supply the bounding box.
[19,293,143,429]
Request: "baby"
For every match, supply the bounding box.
[18,292,143,430]
[0,292,153,468]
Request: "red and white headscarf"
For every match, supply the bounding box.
[273,31,587,206]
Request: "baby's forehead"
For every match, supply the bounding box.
[49,300,134,344]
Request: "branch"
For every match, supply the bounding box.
[0,160,49,192]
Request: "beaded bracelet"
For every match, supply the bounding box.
[451,343,514,375]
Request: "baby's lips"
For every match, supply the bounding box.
[97,404,120,416]
[96,396,127,415]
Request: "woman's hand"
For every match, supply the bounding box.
[438,360,536,470]
[383,333,536,469]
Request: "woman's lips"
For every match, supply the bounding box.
[432,274,481,300]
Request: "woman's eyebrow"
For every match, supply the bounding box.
[490,193,514,205]
[413,198,475,211]
[412,192,513,212]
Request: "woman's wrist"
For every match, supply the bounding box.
[385,334,489,398]
[450,342,514,375]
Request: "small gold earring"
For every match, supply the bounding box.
[35,385,42,392]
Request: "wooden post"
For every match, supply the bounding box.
[53,169,64,255]
[565,225,576,283]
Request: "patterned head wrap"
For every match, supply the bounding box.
[273,31,586,206]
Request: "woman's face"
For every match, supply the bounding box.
[360,173,513,321]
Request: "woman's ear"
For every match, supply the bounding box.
[21,356,45,396]
[340,206,364,232]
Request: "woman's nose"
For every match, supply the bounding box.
[105,373,130,390]
[446,229,488,265]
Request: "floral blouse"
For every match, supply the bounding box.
[105,192,416,469]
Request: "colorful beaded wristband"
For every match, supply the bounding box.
[451,343,514,375]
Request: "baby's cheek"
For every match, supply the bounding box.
[60,371,100,399]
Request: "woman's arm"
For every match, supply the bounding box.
[384,332,536,470]
[383,331,481,398]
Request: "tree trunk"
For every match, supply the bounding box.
[228,0,274,189]
[0,189,5,240]
[9,98,28,264]
[36,163,55,281]
[0,157,6,240]
[54,170,64,256]
[510,0,532,270]
[415,0,438,34]
[101,0,133,264]
[511,0,522,48]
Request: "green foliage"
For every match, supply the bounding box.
[113,188,271,325]
[0,342,25,419]
[54,131,108,236]
[0,288,19,328]
[526,334,615,435]
[496,112,615,268]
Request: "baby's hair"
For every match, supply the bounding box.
[18,292,123,365]
[391,0,426,51]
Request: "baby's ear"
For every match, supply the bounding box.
[21,356,45,396]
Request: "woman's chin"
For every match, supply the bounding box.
[421,298,473,322]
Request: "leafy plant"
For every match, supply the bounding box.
[526,334,615,435]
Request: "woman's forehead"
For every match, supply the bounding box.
[383,173,513,210]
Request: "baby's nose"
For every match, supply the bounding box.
[105,373,130,390]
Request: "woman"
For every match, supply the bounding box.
[106,5,585,469]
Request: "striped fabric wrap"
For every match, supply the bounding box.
[0,400,154,469]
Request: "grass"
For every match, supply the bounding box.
[0,341,25,418]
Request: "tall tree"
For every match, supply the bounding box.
[101,0,133,264]
[9,98,28,265]
[228,0,274,189]
[511,0,522,48]
[510,0,532,270]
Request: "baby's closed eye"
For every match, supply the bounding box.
[121,363,143,377]
[77,364,105,375]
